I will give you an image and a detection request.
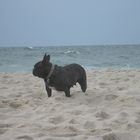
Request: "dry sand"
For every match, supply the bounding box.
[0,70,140,140]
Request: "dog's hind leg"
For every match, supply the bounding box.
[78,76,87,92]
[46,88,52,97]
[64,88,71,97]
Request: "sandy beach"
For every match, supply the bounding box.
[0,70,140,140]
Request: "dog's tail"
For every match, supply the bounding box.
[78,70,87,92]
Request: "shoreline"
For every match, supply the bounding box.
[0,70,140,139]
[1,67,140,72]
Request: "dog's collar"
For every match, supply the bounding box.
[46,64,55,80]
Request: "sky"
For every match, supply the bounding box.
[0,0,140,46]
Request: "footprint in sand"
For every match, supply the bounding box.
[16,135,33,140]
[127,122,140,131]
[69,119,79,124]
[128,74,135,78]
[0,124,13,128]
[105,94,118,101]
[49,116,64,125]
[46,125,78,137]
[84,121,96,129]
[70,110,82,116]
[123,78,130,81]
[0,123,13,135]
[0,86,8,89]
[9,101,23,108]
[0,99,29,109]
[135,117,140,123]
[95,111,110,120]
[134,112,140,123]
[112,112,129,125]
[119,112,129,117]
[103,132,138,140]
[117,87,126,91]
[0,128,8,135]
[99,82,108,88]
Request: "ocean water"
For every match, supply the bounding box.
[0,45,140,72]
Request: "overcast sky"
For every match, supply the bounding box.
[0,0,140,46]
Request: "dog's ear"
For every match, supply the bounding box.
[42,54,50,64]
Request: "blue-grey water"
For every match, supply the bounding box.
[0,45,140,72]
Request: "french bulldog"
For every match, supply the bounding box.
[33,54,87,97]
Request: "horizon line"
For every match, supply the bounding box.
[0,43,140,48]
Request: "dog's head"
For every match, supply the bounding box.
[33,54,52,79]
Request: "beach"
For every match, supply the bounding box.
[0,70,140,140]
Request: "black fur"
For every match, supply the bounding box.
[33,54,87,97]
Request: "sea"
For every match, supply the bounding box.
[0,45,140,72]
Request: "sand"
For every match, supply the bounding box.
[0,70,140,140]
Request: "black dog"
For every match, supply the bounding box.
[33,54,87,97]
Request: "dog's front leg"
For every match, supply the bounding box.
[46,87,52,97]
[44,79,52,97]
